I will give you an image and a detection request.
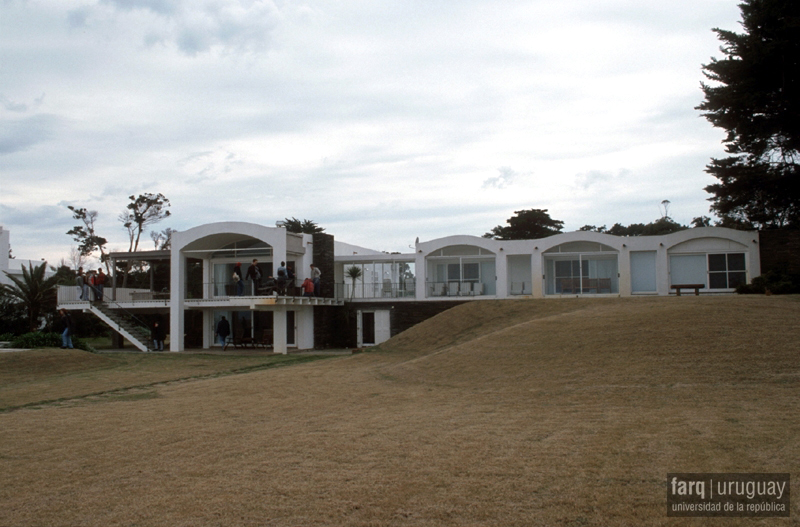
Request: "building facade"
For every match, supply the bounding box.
[57,223,760,352]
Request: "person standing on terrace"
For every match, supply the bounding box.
[310,263,321,297]
[246,259,262,295]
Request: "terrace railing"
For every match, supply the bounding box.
[336,281,416,300]
[57,285,165,304]
[426,281,488,298]
[192,280,301,299]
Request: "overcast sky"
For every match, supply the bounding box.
[1,0,743,266]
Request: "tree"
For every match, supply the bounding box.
[0,288,27,335]
[66,206,110,272]
[118,193,171,287]
[579,225,608,233]
[346,265,363,299]
[119,193,171,253]
[283,217,325,234]
[1,262,60,332]
[697,0,800,228]
[581,217,688,236]
[150,228,175,250]
[691,216,713,228]
[484,209,564,240]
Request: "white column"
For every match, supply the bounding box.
[202,258,211,299]
[531,251,544,298]
[202,310,213,349]
[495,251,508,298]
[618,248,631,296]
[169,253,186,351]
[273,308,287,354]
[0,227,10,287]
[415,250,426,299]
[296,307,314,350]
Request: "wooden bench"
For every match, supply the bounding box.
[671,284,705,296]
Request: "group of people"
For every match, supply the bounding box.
[231,259,268,296]
[302,263,321,297]
[231,259,322,297]
[75,267,107,302]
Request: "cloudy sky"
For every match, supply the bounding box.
[1,0,743,266]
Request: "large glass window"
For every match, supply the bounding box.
[343,261,416,298]
[427,254,496,297]
[708,253,746,289]
[545,254,618,295]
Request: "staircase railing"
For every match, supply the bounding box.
[88,301,154,352]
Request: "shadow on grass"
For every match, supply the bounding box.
[0,353,335,413]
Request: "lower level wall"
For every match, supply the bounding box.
[344,300,468,348]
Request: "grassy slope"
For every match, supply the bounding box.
[0,296,798,527]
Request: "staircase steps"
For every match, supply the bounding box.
[87,303,153,352]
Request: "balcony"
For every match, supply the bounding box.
[336,281,417,300]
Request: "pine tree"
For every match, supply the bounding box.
[697,0,800,228]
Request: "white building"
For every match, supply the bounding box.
[0,226,51,287]
[57,223,760,352]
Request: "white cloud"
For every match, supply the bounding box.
[483,167,520,189]
[0,0,745,262]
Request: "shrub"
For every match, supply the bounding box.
[736,271,800,295]
[10,332,96,352]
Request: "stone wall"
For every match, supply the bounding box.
[312,232,335,298]
[312,232,338,348]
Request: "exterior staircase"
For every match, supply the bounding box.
[87,303,152,352]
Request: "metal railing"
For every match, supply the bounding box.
[57,285,170,304]
[335,281,416,300]
[190,280,302,299]
[426,281,490,298]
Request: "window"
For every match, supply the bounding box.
[546,254,618,295]
[708,253,746,289]
[447,263,460,281]
[463,262,480,281]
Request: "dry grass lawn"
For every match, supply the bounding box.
[0,351,330,411]
[1,296,798,526]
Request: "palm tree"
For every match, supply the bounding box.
[345,265,363,300]
[1,262,60,332]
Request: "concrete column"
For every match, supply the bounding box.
[273,229,287,281]
[618,248,631,296]
[495,251,507,298]
[202,310,213,349]
[273,308,287,354]
[202,258,211,299]
[0,227,9,287]
[169,253,186,352]
[531,251,544,298]
[296,307,314,350]
[415,250,426,299]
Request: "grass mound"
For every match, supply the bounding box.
[378,296,800,388]
[376,298,592,355]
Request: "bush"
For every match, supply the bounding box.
[10,332,96,353]
[736,271,800,295]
